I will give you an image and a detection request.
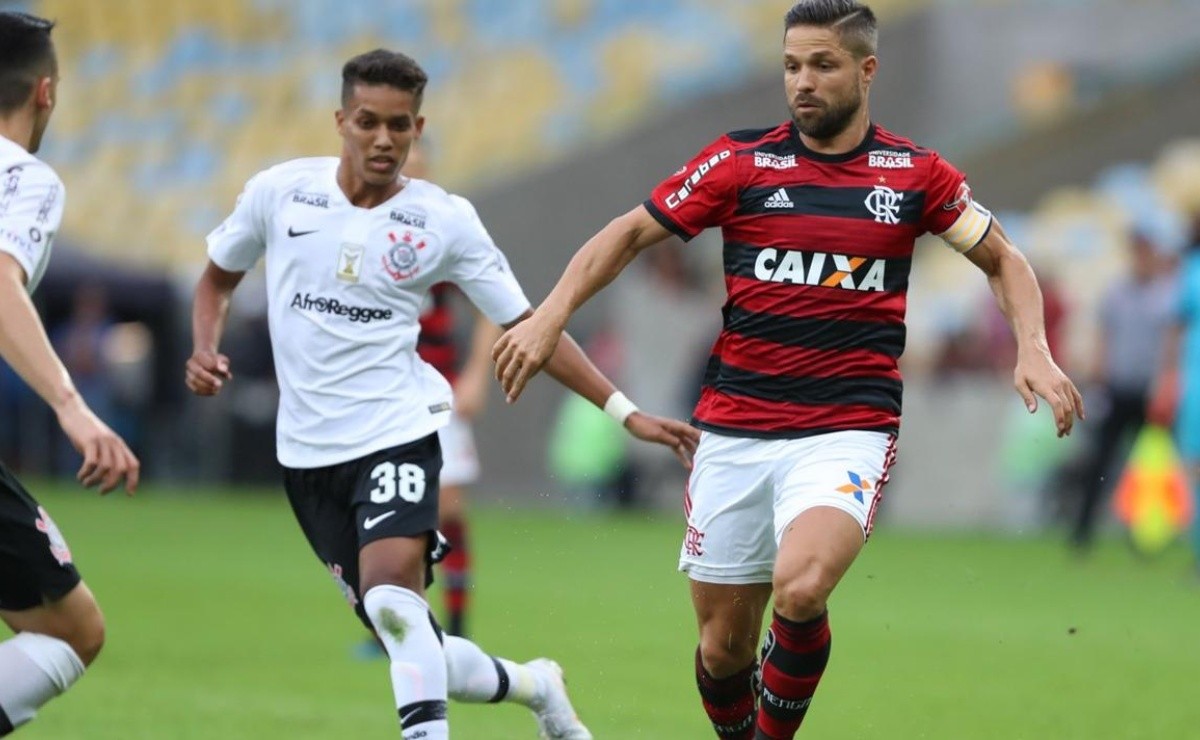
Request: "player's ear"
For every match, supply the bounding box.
[414,115,425,138]
[334,108,346,136]
[34,76,54,111]
[860,55,878,86]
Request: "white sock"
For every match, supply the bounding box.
[363,585,449,740]
[444,635,541,707]
[0,632,86,733]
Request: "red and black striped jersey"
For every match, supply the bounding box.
[645,121,992,438]
[418,282,458,385]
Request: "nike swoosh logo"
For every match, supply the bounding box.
[363,511,397,530]
[399,708,420,726]
[288,227,318,237]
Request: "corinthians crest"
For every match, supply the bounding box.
[381,230,426,280]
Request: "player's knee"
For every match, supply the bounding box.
[698,629,757,677]
[772,562,835,622]
[43,597,106,666]
[70,607,106,666]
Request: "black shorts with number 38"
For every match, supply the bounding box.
[283,433,447,628]
[0,462,83,611]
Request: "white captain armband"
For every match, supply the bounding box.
[938,183,994,253]
[603,391,640,426]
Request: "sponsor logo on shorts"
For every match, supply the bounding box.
[363,511,397,530]
[684,524,706,557]
[35,506,72,566]
[836,471,874,504]
[327,562,358,606]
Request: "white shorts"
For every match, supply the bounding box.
[437,413,480,488]
[679,430,897,585]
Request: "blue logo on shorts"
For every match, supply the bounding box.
[836,472,873,504]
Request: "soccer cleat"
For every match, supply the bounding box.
[525,658,593,740]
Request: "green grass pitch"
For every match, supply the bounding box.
[12,483,1199,739]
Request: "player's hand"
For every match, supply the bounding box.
[624,412,700,469]
[493,312,564,403]
[186,350,233,396]
[1014,348,1085,438]
[55,397,140,495]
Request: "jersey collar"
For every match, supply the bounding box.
[790,121,877,164]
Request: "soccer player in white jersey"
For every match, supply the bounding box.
[187,49,698,740]
[0,12,140,737]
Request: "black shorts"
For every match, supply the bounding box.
[283,433,447,629]
[0,462,83,611]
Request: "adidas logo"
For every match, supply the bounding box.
[764,187,793,209]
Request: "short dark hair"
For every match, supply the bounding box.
[0,11,56,114]
[341,49,428,109]
[785,0,878,58]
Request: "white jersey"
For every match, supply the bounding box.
[0,134,64,294]
[207,157,530,468]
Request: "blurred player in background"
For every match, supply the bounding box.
[1068,229,1174,551]
[1156,212,1200,573]
[188,49,696,739]
[494,2,1084,737]
[0,12,140,736]
[406,140,499,638]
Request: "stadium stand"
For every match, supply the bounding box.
[1,0,916,266]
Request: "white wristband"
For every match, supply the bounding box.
[603,391,639,426]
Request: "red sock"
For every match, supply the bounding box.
[755,611,831,739]
[439,518,470,637]
[695,648,756,739]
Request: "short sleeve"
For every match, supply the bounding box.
[207,170,271,271]
[922,153,993,253]
[644,136,738,241]
[0,160,63,286]
[445,196,530,326]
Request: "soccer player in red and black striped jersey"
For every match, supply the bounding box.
[494,2,1085,737]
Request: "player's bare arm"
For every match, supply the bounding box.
[186,260,244,396]
[499,304,698,468]
[493,204,672,400]
[964,220,1085,436]
[0,253,139,494]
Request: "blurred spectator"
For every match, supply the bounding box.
[1067,230,1176,549]
[50,282,117,475]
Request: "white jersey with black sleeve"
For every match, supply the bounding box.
[206,157,530,468]
[0,134,64,294]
